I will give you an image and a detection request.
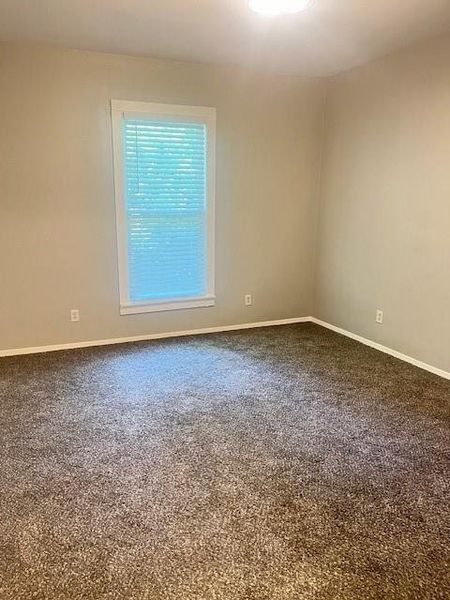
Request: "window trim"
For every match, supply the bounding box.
[111,100,216,315]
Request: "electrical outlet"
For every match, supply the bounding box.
[244,294,253,306]
[376,309,383,324]
[70,309,80,322]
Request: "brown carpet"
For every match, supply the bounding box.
[1,323,449,599]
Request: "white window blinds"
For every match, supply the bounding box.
[111,101,216,315]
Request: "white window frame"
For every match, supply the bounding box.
[111,100,216,316]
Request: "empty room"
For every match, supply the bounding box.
[1,1,449,598]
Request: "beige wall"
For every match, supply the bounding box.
[2,36,449,373]
[315,34,450,372]
[0,43,325,351]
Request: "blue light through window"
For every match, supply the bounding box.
[123,118,207,303]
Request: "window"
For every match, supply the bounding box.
[111,100,216,315]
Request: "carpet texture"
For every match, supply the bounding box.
[0,323,449,599]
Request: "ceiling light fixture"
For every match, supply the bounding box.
[249,0,310,17]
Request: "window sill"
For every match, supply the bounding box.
[120,295,216,315]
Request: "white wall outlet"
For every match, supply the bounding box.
[376,309,383,324]
[244,294,253,306]
[70,309,80,322]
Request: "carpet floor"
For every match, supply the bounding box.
[0,323,449,599]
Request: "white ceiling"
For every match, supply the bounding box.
[0,0,449,76]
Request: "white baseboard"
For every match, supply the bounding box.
[1,316,448,381]
[311,317,450,381]
[0,317,311,358]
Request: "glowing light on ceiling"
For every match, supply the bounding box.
[249,0,310,17]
